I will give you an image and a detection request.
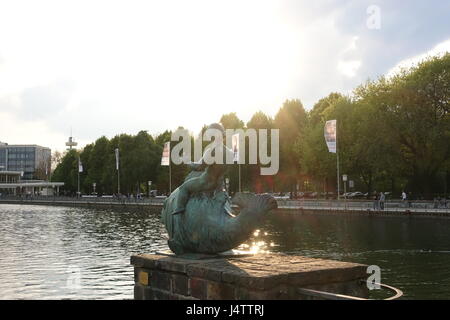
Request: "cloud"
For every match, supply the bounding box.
[330,0,450,78]
[0,110,87,149]
[338,60,362,78]
[19,80,74,121]
[387,39,450,77]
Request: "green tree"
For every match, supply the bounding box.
[220,112,245,130]
[51,149,79,195]
[86,136,111,194]
[274,99,307,193]
[355,54,450,197]
[246,111,274,193]
[80,143,93,193]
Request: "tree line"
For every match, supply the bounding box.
[52,54,450,199]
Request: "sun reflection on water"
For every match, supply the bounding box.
[237,229,275,254]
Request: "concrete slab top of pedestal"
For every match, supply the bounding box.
[131,253,368,290]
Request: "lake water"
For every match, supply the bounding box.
[0,204,449,300]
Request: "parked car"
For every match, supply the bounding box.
[343,192,353,198]
[303,192,318,199]
[350,192,365,198]
[274,193,290,200]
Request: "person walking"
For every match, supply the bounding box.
[379,192,385,210]
[434,197,439,209]
[373,191,378,210]
[402,191,407,207]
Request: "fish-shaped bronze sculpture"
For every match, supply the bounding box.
[161,122,277,255]
[161,176,277,255]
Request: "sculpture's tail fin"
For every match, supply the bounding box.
[219,193,277,248]
[233,193,278,215]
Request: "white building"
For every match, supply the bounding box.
[0,170,64,196]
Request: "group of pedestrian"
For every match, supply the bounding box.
[433,196,448,209]
[373,190,411,210]
[371,191,450,210]
[373,191,386,210]
[113,193,144,201]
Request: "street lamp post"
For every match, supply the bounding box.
[115,148,120,196]
[342,174,348,209]
[342,174,348,197]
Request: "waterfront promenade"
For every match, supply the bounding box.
[1,196,449,218]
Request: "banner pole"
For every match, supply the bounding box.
[78,156,80,197]
[337,126,340,201]
[169,161,172,194]
[116,149,120,196]
[324,120,339,201]
[239,163,241,193]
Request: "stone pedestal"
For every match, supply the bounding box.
[130,253,369,300]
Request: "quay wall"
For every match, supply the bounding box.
[1,198,449,218]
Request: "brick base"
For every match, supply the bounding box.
[131,253,369,300]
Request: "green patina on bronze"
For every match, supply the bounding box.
[161,182,277,255]
[161,124,277,255]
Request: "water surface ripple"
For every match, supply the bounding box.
[0,204,449,299]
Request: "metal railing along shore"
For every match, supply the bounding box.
[275,198,450,214]
[0,195,449,214]
[0,195,166,205]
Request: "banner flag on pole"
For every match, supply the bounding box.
[161,142,170,166]
[78,158,83,173]
[232,133,239,163]
[324,120,337,153]
[115,148,120,171]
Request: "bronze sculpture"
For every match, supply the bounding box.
[161,123,277,255]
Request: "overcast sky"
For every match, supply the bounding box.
[1,0,449,152]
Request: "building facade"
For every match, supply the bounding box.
[0,143,51,180]
[0,170,64,196]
